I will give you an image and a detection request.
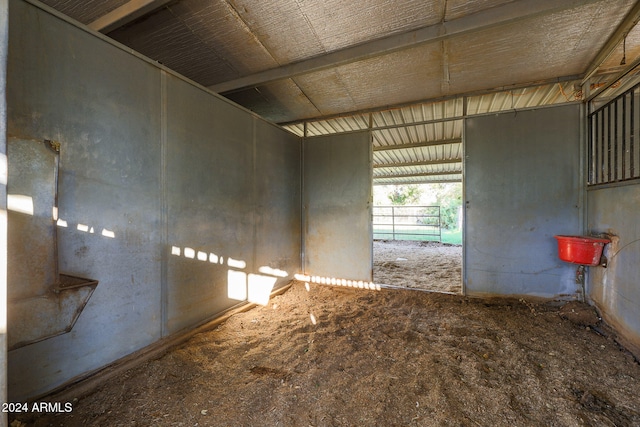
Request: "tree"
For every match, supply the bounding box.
[387,185,422,205]
[431,183,462,230]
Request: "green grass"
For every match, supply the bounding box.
[373,227,462,245]
[441,229,462,245]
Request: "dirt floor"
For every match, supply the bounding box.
[374,240,462,294]
[13,281,640,427]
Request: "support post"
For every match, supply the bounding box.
[392,206,395,240]
[0,0,9,424]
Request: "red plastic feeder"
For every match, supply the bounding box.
[554,235,610,266]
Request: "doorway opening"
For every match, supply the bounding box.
[372,183,463,294]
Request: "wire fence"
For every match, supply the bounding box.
[373,206,441,242]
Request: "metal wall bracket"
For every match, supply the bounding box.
[7,138,99,350]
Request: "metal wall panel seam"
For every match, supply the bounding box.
[160,70,168,338]
[579,102,588,302]
[252,116,257,280]
[300,129,306,275]
[461,110,467,297]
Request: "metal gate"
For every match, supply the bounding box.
[373,206,441,242]
[588,82,640,186]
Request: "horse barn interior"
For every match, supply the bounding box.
[4,0,640,425]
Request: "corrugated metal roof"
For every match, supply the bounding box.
[374,173,463,185]
[283,81,586,184]
[373,143,462,166]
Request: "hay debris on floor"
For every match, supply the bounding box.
[15,282,640,427]
[374,240,462,293]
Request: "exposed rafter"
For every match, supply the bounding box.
[587,53,640,101]
[373,139,461,152]
[210,0,602,93]
[373,179,462,185]
[88,0,172,33]
[374,159,462,169]
[374,171,461,179]
[279,74,580,128]
[582,0,640,85]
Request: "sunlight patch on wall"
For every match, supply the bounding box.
[228,270,247,301]
[169,246,236,267]
[55,218,115,239]
[227,257,246,269]
[168,245,286,305]
[184,247,195,259]
[101,228,115,238]
[248,274,277,305]
[258,266,288,277]
[7,194,34,216]
[0,208,7,334]
[0,153,6,186]
[294,273,381,291]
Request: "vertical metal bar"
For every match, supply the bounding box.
[607,105,612,183]
[392,206,395,241]
[636,88,640,178]
[631,88,635,178]
[588,113,594,184]
[593,112,598,183]
[593,111,599,184]
[587,114,594,184]
[622,92,627,180]
[599,108,605,184]
[614,99,618,181]
[438,206,442,243]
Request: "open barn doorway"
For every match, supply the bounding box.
[372,183,463,293]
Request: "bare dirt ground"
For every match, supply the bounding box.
[13,281,640,427]
[374,240,462,294]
